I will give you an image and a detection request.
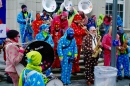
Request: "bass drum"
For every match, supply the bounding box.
[20,40,54,71]
[46,75,63,86]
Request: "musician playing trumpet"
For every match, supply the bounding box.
[70,14,87,75]
[82,26,101,86]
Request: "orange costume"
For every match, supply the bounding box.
[32,13,44,38]
[51,21,63,68]
[70,14,87,73]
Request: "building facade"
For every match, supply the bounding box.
[6,0,130,35]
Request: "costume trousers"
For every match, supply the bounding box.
[104,54,111,66]
[117,54,129,76]
[84,55,98,82]
[23,31,33,43]
[52,51,61,68]
[61,56,73,84]
[72,45,81,73]
[8,72,19,86]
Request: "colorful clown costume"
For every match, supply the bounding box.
[117,33,130,79]
[19,51,45,86]
[35,24,54,77]
[51,21,63,68]
[57,28,78,85]
[23,13,33,43]
[17,11,28,43]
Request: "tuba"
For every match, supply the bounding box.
[92,35,102,58]
[42,0,57,12]
[78,0,93,14]
[64,0,73,11]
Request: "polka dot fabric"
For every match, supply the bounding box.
[82,34,99,82]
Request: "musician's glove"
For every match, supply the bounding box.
[74,54,78,60]
[59,56,63,61]
[19,47,24,53]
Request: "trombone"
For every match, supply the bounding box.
[79,23,89,35]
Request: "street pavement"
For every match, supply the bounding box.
[0,52,129,86]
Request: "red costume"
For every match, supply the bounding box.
[32,13,44,38]
[70,14,86,73]
[51,21,63,68]
[51,11,68,35]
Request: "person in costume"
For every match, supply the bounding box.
[86,18,96,30]
[78,11,88,25]
[19,51,46,86]
[23,12,33,43]
[57,28,77,85]
[40,9,52,25]
[116,26,130,80]
[35,24,54,48]
[35,24,54,76]
[97,14,104,36]
[117,15,123,27]
[51,11,68,34]
[70,14,87,75]
[51,21,63,68]
[68,7,78,26]
[97,14,104,28]
[103,15,112,34]
[32,13,44,38]
[82,26,100,86]
[102,27,119,66]
[5,30,24,86]
[17,5,29,43]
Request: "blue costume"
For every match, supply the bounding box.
[86,18,96,30]
[117,15,123,27]
[117,28,130,79]
[35,24,54,48]
[57,28,78,85]
[17,11,28,43]
[35,24,54,76]
[23,12,33,43]
[19,51,46,86]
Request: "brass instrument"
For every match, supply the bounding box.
[92,35,102,58]
[120,39,128,53]
[79,23,89,35]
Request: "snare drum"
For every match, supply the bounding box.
[46,75,63,86]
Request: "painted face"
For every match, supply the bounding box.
[36,13,41,20]
[23,7,27,12]
[14,34,20,43]
[44,28,49,33]
[61,16,67,20]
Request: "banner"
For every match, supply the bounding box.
[0,24,6,38]
[0,0,6,38]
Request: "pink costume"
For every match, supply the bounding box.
[51,11,68,35]
[102,34,119,66]
[5,38,24,86]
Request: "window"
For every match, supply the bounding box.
[106,0,125,26]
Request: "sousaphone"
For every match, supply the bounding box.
[78,0,93,14]
[42,0,57,12]
[64,0,73,11]
[20,40,54,71]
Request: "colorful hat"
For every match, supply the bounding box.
[73,14,82,21]
[26,51,42,66]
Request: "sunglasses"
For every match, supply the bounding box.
[17,36,20,38]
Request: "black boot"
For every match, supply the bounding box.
[124,76,130,80]
[117,76,123,80]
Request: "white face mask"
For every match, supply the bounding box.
[44,28,49,33]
